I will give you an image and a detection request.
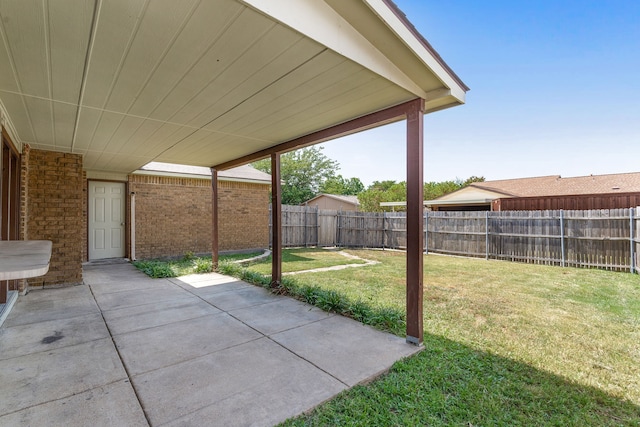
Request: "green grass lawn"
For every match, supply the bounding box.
[248,247,366,274]
[242,249,640,426]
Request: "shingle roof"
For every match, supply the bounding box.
[139,162,270,183]
[470,172,640,197]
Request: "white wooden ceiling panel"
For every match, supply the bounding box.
[147,6,277,124]
[110,119,167,156]
[103,0,201,112]
[101,115,146,155]
[258,84,410,143]
[0,1,48,98]
[76,110,130,153]
[81,0,149,108]
[23,96,54,147]
[0,92,35,142]
[210,60,368,135]
[127,0,245,118]
[95,151,153,173]
[185,35,323,129]
[138,125,201,160]
[0,31,20,93]
[71,107,104,151]
[47,0,94,103]
[155,132,267,166]
[127,122,185,157]
[200,50,346,132]
[52,101,78,149]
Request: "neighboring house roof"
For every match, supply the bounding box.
[382,172,640,208]
[304,194,360,206]
[466,172,640,198]
[136,162,271,184]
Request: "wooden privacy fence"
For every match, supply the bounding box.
[272,205,640,273]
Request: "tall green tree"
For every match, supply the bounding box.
[252,147,339,205]
[320,175,364,195]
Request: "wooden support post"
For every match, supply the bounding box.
[406,100,425,345]
[210,168,219,271]
[271,153,282,286]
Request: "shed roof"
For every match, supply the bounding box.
[0,0,467,174]
[304,194,360,206]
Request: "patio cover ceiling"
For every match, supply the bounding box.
[0,0,467,173]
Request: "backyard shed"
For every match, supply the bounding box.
[303,194,360,212]
[0,0,469,344]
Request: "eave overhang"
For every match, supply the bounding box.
[0,0,467,174]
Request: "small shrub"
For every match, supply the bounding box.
[133,260,176,278]
[193,258,212,273]
[182,251,195,262]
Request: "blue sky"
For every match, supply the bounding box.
[319,0,640,186]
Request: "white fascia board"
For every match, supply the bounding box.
[240,0,428,99]
[0,97,22,152]
[363,0,467,104]
[132,169,270,185]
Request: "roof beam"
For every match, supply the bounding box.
[213,98,423,170]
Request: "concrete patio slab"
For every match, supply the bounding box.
[201,284,282,311]
[230,297,333,336]
[102,297,222,335]
[0,263,421,426]
[0,312,109,360]
[3,286,98,327]
[0,380,148,427]
[0,338,126,415]
[114,312,263,375]
[93,286,199,311]
[88,276,174,295]
[132,337,346,426]
[272,315,421,387]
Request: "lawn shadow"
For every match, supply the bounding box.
[281,332,640,426]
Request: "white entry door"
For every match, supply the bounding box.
[89,181,126,260]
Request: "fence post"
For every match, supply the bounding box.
[316,205,320,247]
[424,211,429,254]
[485,211,489,260]
[630,208,635,274]
[560,209,565,267]
[337,209,341,247]
[303,204,308,247]
[382,211,386,250]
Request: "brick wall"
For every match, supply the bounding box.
[21,147,85,287]
[129,174,269,259]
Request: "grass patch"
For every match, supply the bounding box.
[247,247,366,274]
[132,251,262,278]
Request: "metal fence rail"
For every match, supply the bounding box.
[271,205,640,273]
